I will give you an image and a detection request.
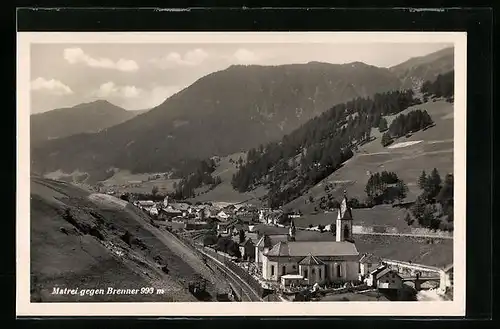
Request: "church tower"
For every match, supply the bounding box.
[288,219,296,241]
[336,190,353,242]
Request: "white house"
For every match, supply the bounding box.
[217,211,230,221]
[367,265,403,290]
[149,206,159,216]
[359,253,383,280]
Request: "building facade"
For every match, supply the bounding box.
[260,192,359,286]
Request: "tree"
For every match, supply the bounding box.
[424,168,442,201]
[381,132,393,147]
[238,229,246,244]
[152,185,159,196]
[329,223,336,235]
[411,196,427,221]
[417,170,428,190]
[403,212,414,226]
[378,117,388,132]
[396,181,409,204]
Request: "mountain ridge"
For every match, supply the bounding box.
[30,100,144,146]
[31,61,405,181]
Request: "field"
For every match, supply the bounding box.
[292,204,412,231]
[284,100,454,214]
[354,234,453,268]
[30,176,228,302]
[189,152,268,206]
[101,169,181,195]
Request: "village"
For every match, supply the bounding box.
[131,192,454,302]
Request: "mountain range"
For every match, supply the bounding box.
[30,100,148,146]
[30,47,454,183]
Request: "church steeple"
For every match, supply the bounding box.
[336,190,353,242]
[288,219,296,241]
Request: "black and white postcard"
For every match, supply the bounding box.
[17,31,466,316]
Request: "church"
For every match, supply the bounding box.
[260,192,360,286]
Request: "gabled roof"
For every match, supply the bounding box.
[170,203,191,211]
[369,264,388,277]
[375,268,401,280]
[299,254,325,266]
[359,253,382,264]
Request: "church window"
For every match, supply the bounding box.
[344,225,350,239]
[337,264,342,277]
[312,268,315,275]
[271,265,275,276]
[304,269,309,279]
[319,268,322,278]
[282,266,286,275]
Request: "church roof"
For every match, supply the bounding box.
[299,254,325,265]
[265,241,359,257]
[256,234,288,248]
[267,241,290,257]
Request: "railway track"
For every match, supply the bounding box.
[198,248,263,302]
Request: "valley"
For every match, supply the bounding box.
[27,45,456,304]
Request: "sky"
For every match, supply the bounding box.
[30,42,452,114]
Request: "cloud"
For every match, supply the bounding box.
[94,82,142,99]
[92,83,182,110]
[232,48,260,64]
[63,48,139,72]
[151,48,209,69]
[30,77,73,95]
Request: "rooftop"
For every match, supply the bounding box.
[265,241,359,257]
[299,254,325,266]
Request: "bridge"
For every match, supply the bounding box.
[382,259,450,291]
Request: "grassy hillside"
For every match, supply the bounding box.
[188,153,267,206]
[284,99,453,214]
[30,177,228,302]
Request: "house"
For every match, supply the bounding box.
[359,253,383,280]
[367,265,403,290]
[136,200,155,209]
[159,207,183,220]
[439,264,453,293]
[217,211,231,221]
[217,219,237,235]
[169,202,191,214]
[149,206,159,216]
[239,239,256,261]
[260,192,359,286]
[236,213,256,224]
[229,223,249,236]
[163,196,169,208]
